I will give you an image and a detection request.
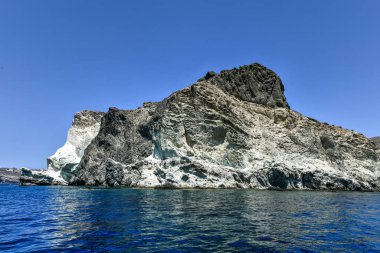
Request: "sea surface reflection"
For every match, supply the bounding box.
[1,185,379,252]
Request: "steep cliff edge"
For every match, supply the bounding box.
[20,111,104,185]
[67,63,379,190]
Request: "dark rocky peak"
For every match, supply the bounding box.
[199,63,289,108]
[72,110,105,127]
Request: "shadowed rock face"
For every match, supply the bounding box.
[71,103,158,186]
[65,63,380,190]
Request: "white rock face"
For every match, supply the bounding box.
[47,111,104,182]
[20,111,104,185]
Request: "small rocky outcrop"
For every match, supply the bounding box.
[25,63,380,190]
[19,168,63,185]
[20,111,104,185]
[199,64,288,108]
[0,168,21,184]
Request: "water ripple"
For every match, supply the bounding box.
[0,185,380,252]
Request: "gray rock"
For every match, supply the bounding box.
[19,168,61,186]
[71,103,158,185]
[0,168,21,184]
[0,167,53,185]
[203,63,288,108]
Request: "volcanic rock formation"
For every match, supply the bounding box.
[22,63,380,190]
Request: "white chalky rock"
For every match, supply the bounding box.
[20,111,104,185]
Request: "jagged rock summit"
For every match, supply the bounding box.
[21,63,380,190]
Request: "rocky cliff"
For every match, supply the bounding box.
[23,63,380,190]
[20,111,104,185]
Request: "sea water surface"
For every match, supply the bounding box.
[0,184,379,252]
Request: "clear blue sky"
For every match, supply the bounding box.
[0,0,379,169]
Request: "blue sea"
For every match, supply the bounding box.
[0,184,379,252]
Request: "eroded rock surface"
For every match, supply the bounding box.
[20,111,104,185]
[65,63,380,190]
[72,103,158,186]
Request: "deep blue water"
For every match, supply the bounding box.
[0,185,380,252]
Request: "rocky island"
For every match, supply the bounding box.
[20,63,380,190]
